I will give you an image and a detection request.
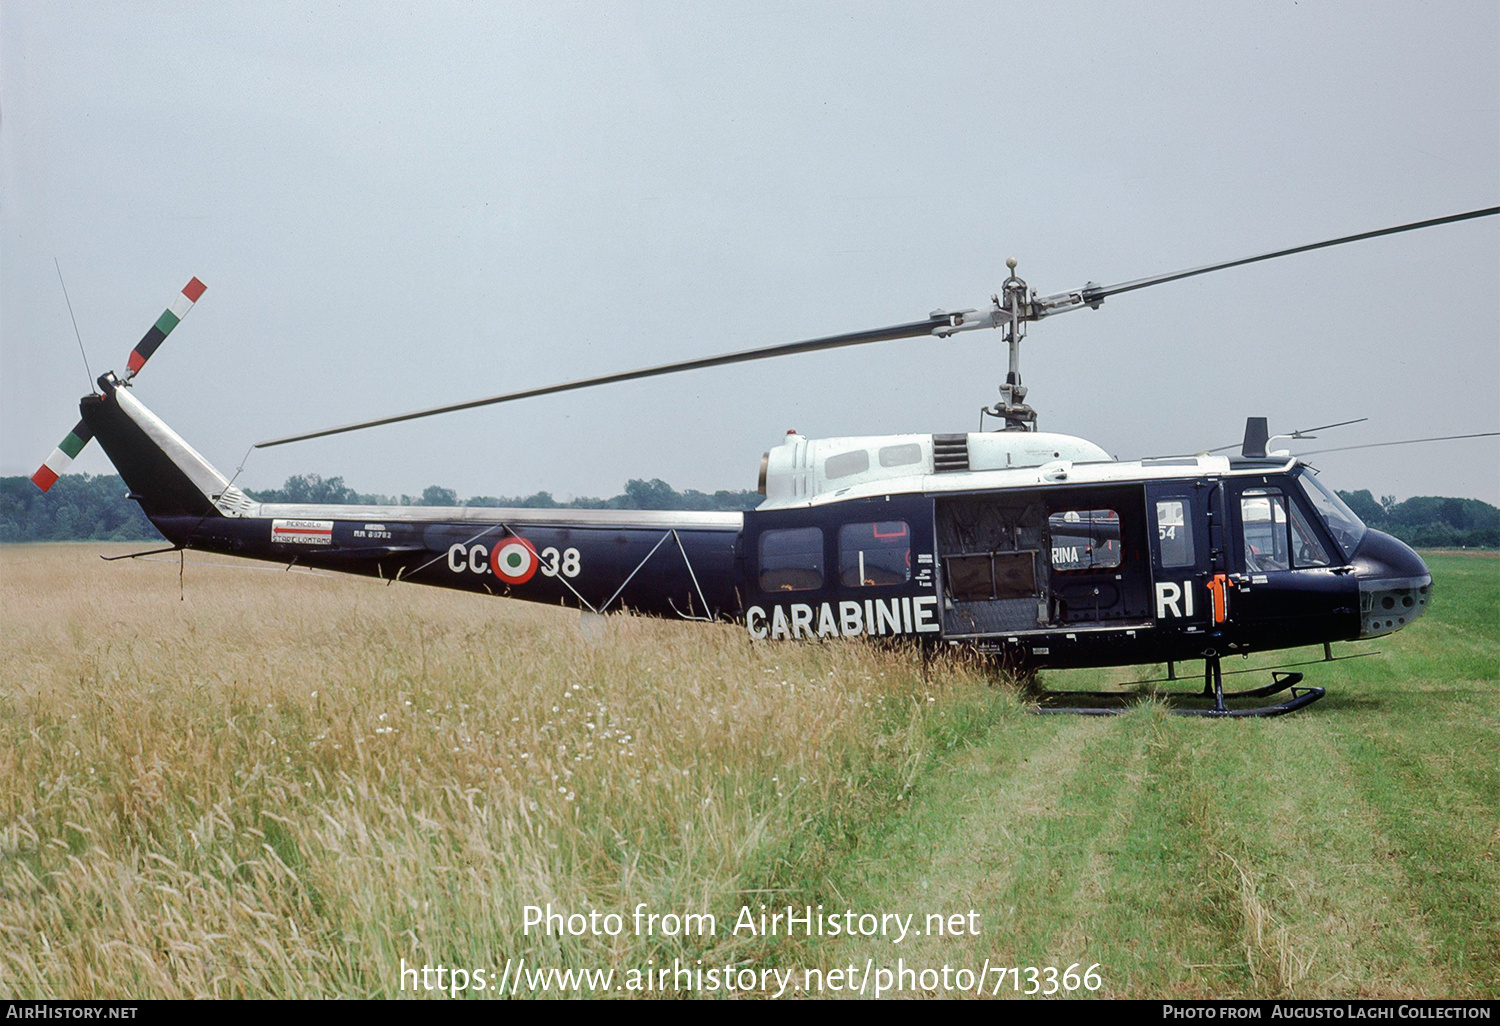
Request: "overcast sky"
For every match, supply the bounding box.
[3,2,1496,506]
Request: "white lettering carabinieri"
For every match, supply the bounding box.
[747,596,941,640]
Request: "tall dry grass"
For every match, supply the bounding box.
[0,545,1013,998]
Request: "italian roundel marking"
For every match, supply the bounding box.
[491,536,539,584]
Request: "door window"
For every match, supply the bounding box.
[1289,502,1330,566]
[1241,490,1290,571]
[1240,488,1331,571]
[1048,509,1122,571]
[1155,499,1196,568]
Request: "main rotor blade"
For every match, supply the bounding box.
[255,205,1498,449]
[1059,206,1499,307]
[1295,431,1499,457]
[1284,417,1368,439]
[255,315,952,448]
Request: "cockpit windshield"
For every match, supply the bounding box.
[1297,471,1367,559]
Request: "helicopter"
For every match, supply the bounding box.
[31,207,1498,717]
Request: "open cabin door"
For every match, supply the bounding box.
[935,485,1152,639]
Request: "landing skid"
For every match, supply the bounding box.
[1032,656,1326,718]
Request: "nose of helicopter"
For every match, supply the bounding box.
[1350,530,1432,638]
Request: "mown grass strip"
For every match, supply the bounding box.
[798,553,1496,999]
[1315,554,1499,993]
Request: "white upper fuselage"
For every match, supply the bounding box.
[758,430,1250,510]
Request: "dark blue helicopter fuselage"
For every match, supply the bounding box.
[82,379,1430,673]
[147,471,1428,671]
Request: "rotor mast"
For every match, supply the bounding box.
[993,257,1035,431]
[934,256,1102,432]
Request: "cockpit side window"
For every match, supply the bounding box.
[1240,487,1331,571]
[1241,490,1290,571]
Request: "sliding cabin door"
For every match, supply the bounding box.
[934,486,1152,639]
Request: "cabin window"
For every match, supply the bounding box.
[878,443,923,468]
[1155,499,1196,568]
[838,521,911,587]
[1048,509,1122,571]
[759,527,824,592]
[824,450,870,480]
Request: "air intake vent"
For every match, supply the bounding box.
[932,433,969,473]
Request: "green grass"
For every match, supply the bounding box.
[794,552,1498,998]
[0,546,1493,998]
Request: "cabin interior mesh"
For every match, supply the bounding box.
[936,497,1049,634]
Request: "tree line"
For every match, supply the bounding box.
[2,473,1495,548]
[1334,489,1499,549]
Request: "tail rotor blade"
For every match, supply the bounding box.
[32,419,95,492]
[32,276,205,491]
[124,277,206,379]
